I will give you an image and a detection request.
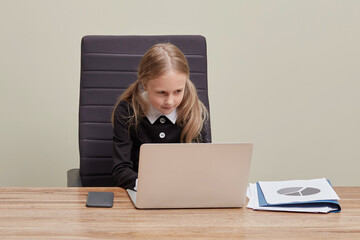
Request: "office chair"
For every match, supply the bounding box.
[67,35,211,187]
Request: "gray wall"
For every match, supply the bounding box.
[0,0,359,186]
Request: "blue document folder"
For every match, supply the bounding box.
[256,182,341,213]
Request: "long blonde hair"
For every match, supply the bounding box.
[112,43,208,143]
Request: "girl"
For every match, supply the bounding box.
[112,43,211,189]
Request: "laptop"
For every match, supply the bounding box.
[127,143,253,209]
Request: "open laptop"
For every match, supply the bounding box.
[127,143,253,209]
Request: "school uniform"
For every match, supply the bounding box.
[112,100,210,189]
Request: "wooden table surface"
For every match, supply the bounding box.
[0,187,359,239]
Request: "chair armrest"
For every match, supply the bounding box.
[67,168,83,187]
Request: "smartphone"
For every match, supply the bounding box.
[86,192,114,208]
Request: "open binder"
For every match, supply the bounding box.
[247,178,341,213]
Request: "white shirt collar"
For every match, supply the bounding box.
[146,104,177,124]
[141,91,177,124]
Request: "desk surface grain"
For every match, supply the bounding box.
[0,187,359,239]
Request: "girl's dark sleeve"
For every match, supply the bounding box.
[200,117,212,143]
[112,101,138,189]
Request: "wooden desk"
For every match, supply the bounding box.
[0,187,359,239]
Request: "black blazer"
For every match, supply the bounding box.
[112,101,211,189]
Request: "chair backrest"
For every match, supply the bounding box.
[79,35,211,186]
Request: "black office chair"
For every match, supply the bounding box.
[67,35,211,187]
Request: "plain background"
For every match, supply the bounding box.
[0,0,359,187]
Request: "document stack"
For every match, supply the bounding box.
[247,178,341,213]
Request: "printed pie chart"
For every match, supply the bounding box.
[277,187,321,196]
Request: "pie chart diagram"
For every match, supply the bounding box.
[277,187,321,196]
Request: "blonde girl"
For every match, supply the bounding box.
[112,43,210,189]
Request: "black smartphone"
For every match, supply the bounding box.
[86,192,114,208]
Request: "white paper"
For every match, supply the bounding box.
[258,178,339,205]
[247,183,338,213]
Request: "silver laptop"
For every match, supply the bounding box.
[127,143,253,209]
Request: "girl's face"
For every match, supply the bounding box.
[144,70,187,115]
